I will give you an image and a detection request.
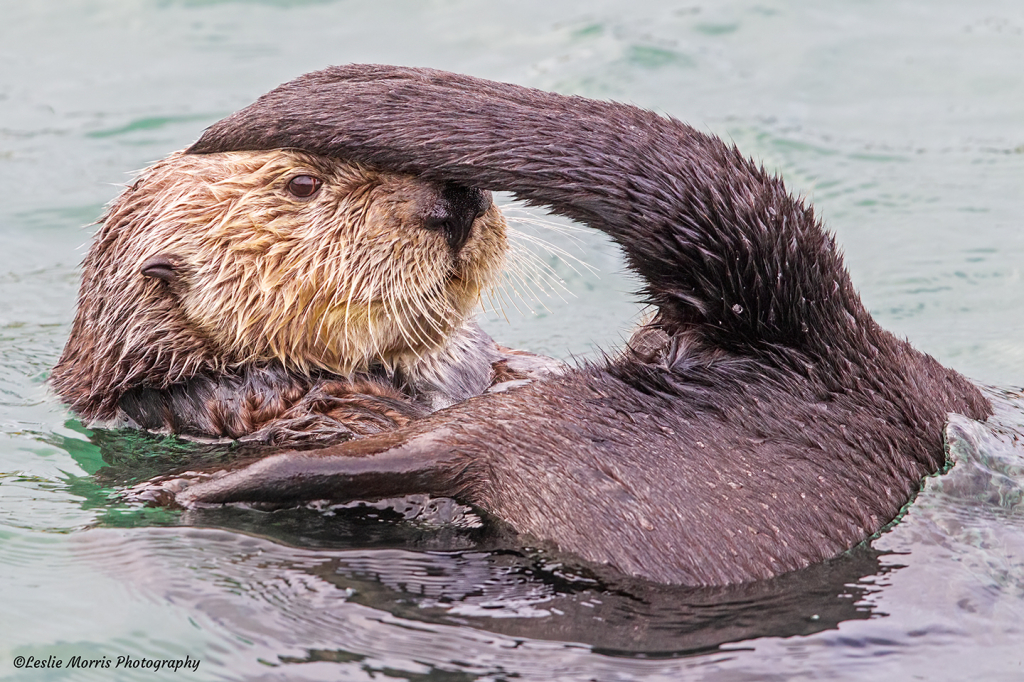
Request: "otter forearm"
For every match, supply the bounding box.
[190,65,865,355]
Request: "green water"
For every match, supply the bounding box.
[2,1,1024,680]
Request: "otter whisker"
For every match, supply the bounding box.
[480,289,511,323]
[499,254,563,315]
[471,222,590,323]
[504,244,572,306]
[340,258,378,358]
[413,289,456,352]
[380,264,434,360]
[360,268,387,369]
[492,272,534,318]
[417,279,456,339]
[402,298,436,350]
[505,225,597,279]
[506,233,581,289]
[499,204,597,270]
[383,273,427,361]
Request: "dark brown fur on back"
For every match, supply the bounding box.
[138,65,990,585]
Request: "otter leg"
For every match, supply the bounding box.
[188,66,863,359]
[125,426,471,509]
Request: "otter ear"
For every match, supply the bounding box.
[140,253,181,285]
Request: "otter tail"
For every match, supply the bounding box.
[189,65,869,359]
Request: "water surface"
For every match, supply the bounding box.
[2,1,1023,680]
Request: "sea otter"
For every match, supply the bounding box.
[116,65,990,586]
[52,147,566,444]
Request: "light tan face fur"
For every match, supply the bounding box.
[101,149,506,376]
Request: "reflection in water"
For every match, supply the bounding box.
[179,506,889,658]
[70,522,890,678]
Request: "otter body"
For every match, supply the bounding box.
[94,66,989,586]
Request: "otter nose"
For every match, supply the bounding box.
[423,183,491,253]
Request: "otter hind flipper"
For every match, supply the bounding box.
[189,65,864,359]
[126,427,472,509]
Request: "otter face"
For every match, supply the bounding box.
[54,149,506,418]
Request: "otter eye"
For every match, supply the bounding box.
[287,175,322,198]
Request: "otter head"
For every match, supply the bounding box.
[52,149,506,421]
